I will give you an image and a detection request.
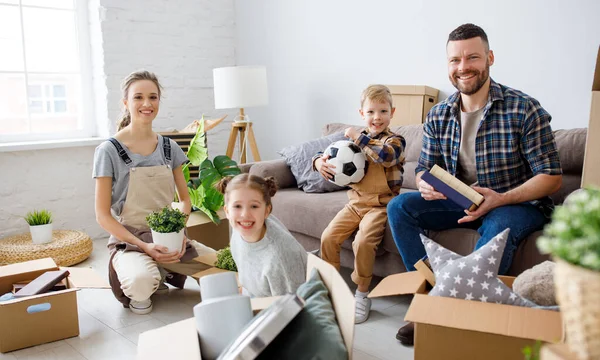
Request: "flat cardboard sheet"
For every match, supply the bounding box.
[137,318,201,360]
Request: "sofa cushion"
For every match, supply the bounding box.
[272,189,349,240]
[553,128,586,175]
[272,188,387,255]
[249,159,297,189]
[278,132,348,193]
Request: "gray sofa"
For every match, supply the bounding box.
[246,123,587,277]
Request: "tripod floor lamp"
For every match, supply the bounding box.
[213,66,269,164]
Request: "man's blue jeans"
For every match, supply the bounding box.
[387,192,548,275]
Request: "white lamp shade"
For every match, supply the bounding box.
[213,66,269,109]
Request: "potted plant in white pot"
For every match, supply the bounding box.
[24,209,53,244]
[537,188,600,360]
[146,206,187,253]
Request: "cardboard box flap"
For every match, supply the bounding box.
[593,46,600,91]
[194,253,217,267]
[186,209,226,228]
[0,288,78,306]
[137,318,201,360]
[405,294,563,342]
[306,254,354,355]
[387,85,439,97]
[60,267,110,289]
[0,258,58,278]
[368,271,427,298]
[0,258,59,294]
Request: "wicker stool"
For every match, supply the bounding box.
[0,230,93,266]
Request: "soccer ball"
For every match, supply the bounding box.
[323,140,367,187]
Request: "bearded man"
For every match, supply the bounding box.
[387,23,563,345]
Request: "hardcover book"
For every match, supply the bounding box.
[421,164,484,211]
[13,270,70,298]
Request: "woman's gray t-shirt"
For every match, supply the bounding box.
[92,134,188,217]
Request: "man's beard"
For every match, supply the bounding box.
[450,61,490,96]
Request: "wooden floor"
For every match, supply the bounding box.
[0,238,415,360]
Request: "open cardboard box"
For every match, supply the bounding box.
[369,267,563,360]
[137,254,355,360]
[186,210,230,251]
[190,252,240,290]
[582,46,600,188]
[0,258,110,353]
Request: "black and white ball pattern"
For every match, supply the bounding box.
[323,140,367,187]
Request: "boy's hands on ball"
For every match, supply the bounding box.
[315,154,336,180]
[344,127,360,141]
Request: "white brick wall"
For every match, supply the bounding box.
[0,0,237,240]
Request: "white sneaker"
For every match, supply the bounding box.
[154,282,169,295]
[129,299,152,315]
[355,295,371,324]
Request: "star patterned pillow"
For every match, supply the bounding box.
[421,228,537,307]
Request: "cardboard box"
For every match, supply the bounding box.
[190,252,241,290]
[0,258,110,353]
[386,85,439,126]
[414,258,435,287]
[582,46,600,188]
[137,254,355,360]
[541,343,577,360]
[369,271,563,360]
[186,210,230,251]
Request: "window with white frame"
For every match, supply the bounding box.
[0,0,94,143]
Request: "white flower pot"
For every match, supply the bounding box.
[30,223,53,244]
[171,202,185,212]
[151,229,184,253]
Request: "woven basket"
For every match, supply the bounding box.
[554,258,600,360]
[0,230,93,267]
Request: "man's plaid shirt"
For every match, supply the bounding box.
[415,79,562,211]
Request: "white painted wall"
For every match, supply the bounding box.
[0,0,236,239]
[2,0,599,240]
[234,0,600,160]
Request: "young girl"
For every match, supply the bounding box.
[93,70,214,314]
[216,174,308,297]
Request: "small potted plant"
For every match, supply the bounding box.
[24,209,53,244]
[146,206,187,253]
[215,246,237,272]
[537,187,600,360]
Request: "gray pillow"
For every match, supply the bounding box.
[277,132,348,193]
[421,229,537,307]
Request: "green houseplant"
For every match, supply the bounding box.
[24,209,53,244]
[537,187,600,360]
[146,206,187,253]
[180,116,241,224]
[215,246,237,272]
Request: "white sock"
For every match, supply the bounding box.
[355,290,369,298]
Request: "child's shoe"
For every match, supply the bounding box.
[355,292,371,324]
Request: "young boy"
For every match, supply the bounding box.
[313,84,406,323]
